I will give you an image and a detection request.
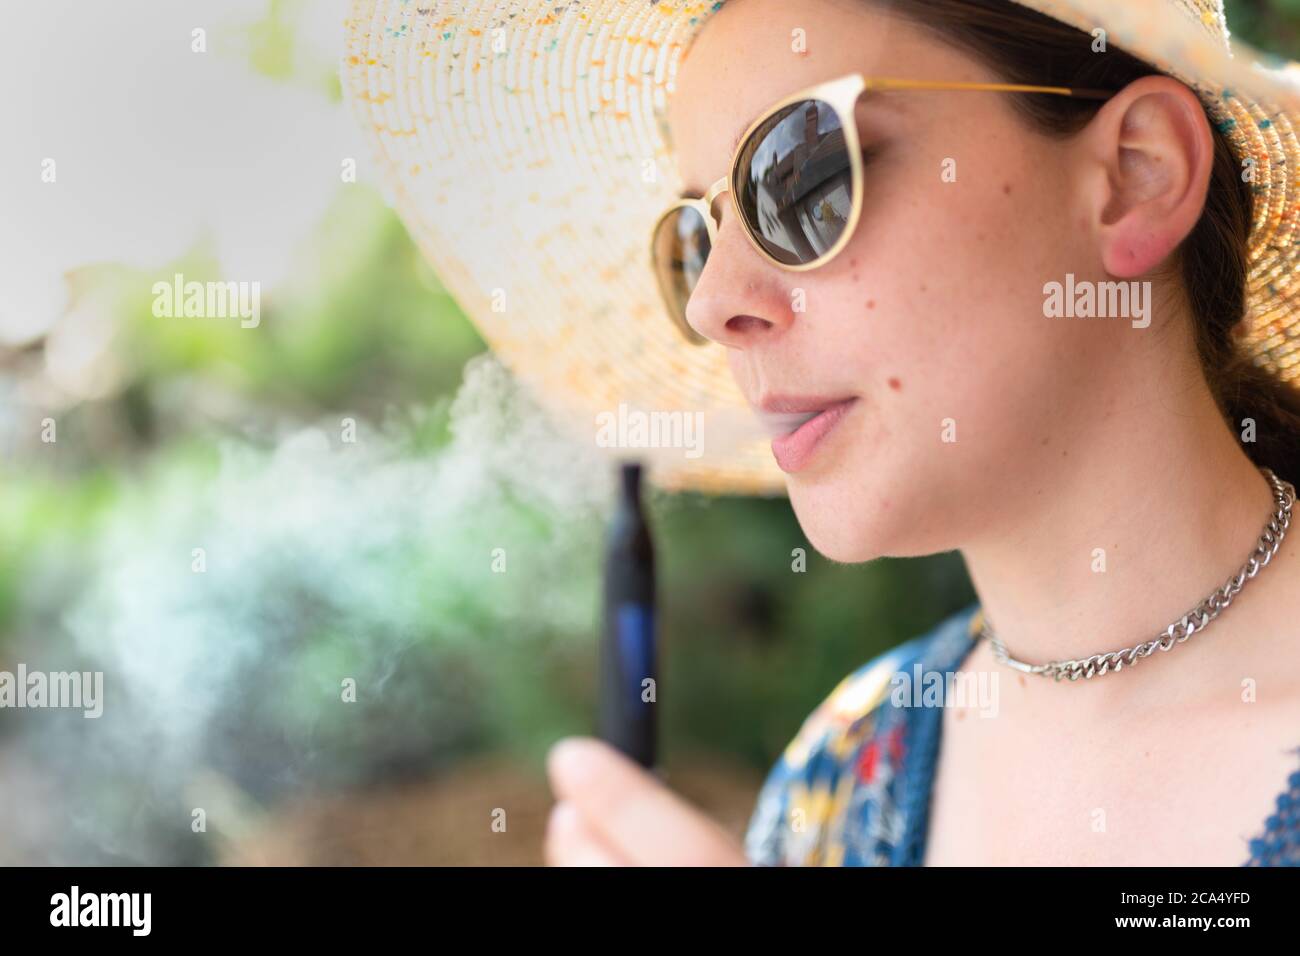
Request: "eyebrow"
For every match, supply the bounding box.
[676,89,899,200]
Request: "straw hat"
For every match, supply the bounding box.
[343,0,1300,495]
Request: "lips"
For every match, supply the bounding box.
[756,395,858,473]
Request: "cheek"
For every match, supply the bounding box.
[808,158,1086,474]
[849,161,1071,378]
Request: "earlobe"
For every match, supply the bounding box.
[1087,76,1214,279]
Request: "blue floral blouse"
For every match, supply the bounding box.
[743,603,1300,866]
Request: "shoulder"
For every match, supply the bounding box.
[743,603,981,866]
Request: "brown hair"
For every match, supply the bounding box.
[871,0,1300,481]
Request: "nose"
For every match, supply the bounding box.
[683,200,795,349]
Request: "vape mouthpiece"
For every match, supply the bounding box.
[621,461,642,498]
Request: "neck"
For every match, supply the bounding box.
[959,345,1278,679]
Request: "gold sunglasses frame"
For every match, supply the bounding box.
[651,72,1114,345]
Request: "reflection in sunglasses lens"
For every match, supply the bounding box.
[734,99,853,266]
[653,205,711,342]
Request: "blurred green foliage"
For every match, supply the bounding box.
[1228,0,1300,54]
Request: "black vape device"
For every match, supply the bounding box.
[598,461,657,770]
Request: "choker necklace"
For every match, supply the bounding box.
[978,467,1295,682]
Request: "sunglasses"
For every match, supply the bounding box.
[650,73,1114,345]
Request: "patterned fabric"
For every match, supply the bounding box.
[1246,767,1300,865]
[744,603,1300,866]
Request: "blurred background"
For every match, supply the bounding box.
[0,0,1294,865]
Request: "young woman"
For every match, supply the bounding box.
[542,0,1300,866]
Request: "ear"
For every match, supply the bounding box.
[1079,75,1214,279]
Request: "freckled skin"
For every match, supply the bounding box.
[667,0,1136,561]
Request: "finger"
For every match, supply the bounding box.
[546,736,745,866]
[544,800,633,867]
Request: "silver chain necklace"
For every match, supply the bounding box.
[979,467,1295,682]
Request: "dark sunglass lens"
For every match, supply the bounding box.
[734,99,854,266]
[652,205,711,342]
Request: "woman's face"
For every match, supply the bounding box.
[667,0,1121,561]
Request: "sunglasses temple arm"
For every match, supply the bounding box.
[862,79,1115,101]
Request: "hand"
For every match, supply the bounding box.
[544,736,750,866]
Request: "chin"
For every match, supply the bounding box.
[786,477,885,564]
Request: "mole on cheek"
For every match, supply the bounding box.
[866,299,876,310]
[888,376,902,391]
[1003,182,1013,195]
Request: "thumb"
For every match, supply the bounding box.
[547,736,747,866]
